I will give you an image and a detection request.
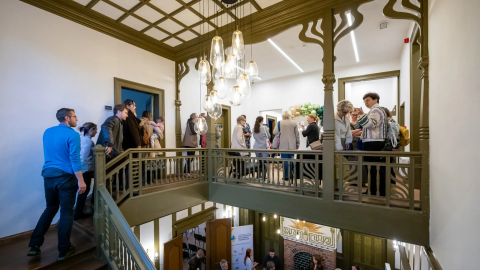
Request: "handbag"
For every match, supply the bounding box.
[308,124,322,150]
[272,121,281,149]
[263,126,272,149]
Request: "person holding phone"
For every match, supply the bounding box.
[244,248,258,270]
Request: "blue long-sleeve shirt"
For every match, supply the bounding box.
[42,124,82,174]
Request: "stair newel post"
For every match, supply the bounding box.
[93,145,106,258]
[206,80,216,183]
[321,7,336,202]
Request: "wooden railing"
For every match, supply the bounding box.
[93,146,208,269]
[395,243,444,270]
[211,148,424,211]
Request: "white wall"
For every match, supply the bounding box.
[0,0,175,238]
[429,0,480,268]
[399,27,412,151]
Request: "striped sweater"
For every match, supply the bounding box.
[355,104,388,142]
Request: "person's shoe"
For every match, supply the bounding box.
[57,245,75,261]
[74,212,92,221]
[27,246,41,256]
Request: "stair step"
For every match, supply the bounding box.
[63,255,108,270]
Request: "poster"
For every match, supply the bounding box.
[231,225,254,270]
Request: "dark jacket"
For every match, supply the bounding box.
[302,122,320,148]
[263,255,281,270]
[188,256,202,270]
[122,110,142,150]
[97,115,123,158]
[183,120,198,147]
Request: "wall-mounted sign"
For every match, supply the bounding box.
[105,105,112,111]
[280,217,339,250]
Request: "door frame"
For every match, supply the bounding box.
[114,77,166,148]
[337,70,400,120]
[220,104,232,149]
[265,114,277,141]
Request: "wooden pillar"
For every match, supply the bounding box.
[206,80,216,182]
[418,0,430,215]
[321,7,336,201]
[154,219,160,270]
[93,145,106,258]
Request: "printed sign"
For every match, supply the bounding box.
[280,217,339,250]
[231,225,254,270]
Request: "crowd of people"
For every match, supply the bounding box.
[28,92,399,262]
[28,99,165,261]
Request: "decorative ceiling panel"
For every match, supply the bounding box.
[134,5,164,22]
[158,19,184,34]
[255,0,283,9]
[144,28,169,41]
[150,0,182,14]
[164,37,183,47]
[91,1,124,20]
[122,15,149,31]
[192,22,215,34]
[110,0,139,10]
[235,2,258,18]
[211,12,234,28]
[190,0,221,17]
[176,30,198,41]
[73,0,91,6]
[173,9,202,26]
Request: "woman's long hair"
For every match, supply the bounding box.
[253,116,264,133]
[308,254,323,270]
[142,111,153,121]
[79,122,97,136]
[244,248,252,266]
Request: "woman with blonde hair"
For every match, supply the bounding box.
[300,114,320,150]
[273,110,299,181]
[335,100,354,151]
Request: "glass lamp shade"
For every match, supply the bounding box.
[232,30,245,59]
[228,85,244,106]
[194,116,208,134]
[210,90,219,104]
[212,64,224,80]
[215,77,230,99]
[208,102,223,120]
[198,60,212,85]
[209,36,225,67]
[202,94,214,113]
[224,54,237,78]
[237,74,251,98]
[246,61,259,79]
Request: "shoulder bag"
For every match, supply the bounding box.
[309,125,322,150]
[272,121,281,149]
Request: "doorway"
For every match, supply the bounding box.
[114,78,165,147]
[265,115,278,142]
[214,105,231,148]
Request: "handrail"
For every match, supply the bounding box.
[423,246,444,270]
[399,246,412,270]
[98,187,155,270]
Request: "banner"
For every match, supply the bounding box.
[280,217,340,250]
[231,225,254,270]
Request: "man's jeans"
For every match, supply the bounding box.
[29,168,78,254]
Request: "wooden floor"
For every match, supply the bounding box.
[0,212,107,270]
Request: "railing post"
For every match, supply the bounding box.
[321,6,336,202]
[94,145,106,258]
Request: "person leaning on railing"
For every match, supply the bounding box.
[353,92,388,196]
[273,110,299,181]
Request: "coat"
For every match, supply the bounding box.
[302,122,320,148]
[183,121,198,147]
[122,109,142,150]
[253,125,269,150]
[335,113,353,151]
[231,123,248,156]
[97,115,123,158]
[273,119,300,150]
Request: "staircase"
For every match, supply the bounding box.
[0,213,107,270]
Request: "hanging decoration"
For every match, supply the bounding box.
[215,76,230,98]
[246,2,258,79]
[194,116,208,134]
[288,103,323,119]
[209,102,223,120]
[198,60,212,85]
[228,85,244,106]
[232,28,245,59]
[236,74,251,98]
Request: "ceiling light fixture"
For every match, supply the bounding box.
[346,13,360,62]
[268,38,304,72]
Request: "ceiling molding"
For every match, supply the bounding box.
[20,0,175,60]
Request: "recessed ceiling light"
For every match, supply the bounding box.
[268,39,304,73]
[347,13,360,62]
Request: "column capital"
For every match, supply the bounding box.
[418,56,429,79]
[322,74,336,91]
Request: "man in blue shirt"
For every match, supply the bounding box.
[28,108,87,261]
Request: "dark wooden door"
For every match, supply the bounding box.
[349,232,386,270]
[163,235,183,270]
[206,218,231,270]
[259,213,284,265]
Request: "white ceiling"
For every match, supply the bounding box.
[247,0,413,81]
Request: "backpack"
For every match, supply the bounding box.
[399,126,410,147]
[386,119,400,148]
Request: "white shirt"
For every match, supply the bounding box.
[80,135,95,172]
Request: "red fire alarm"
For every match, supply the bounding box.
[404,38,409,43]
